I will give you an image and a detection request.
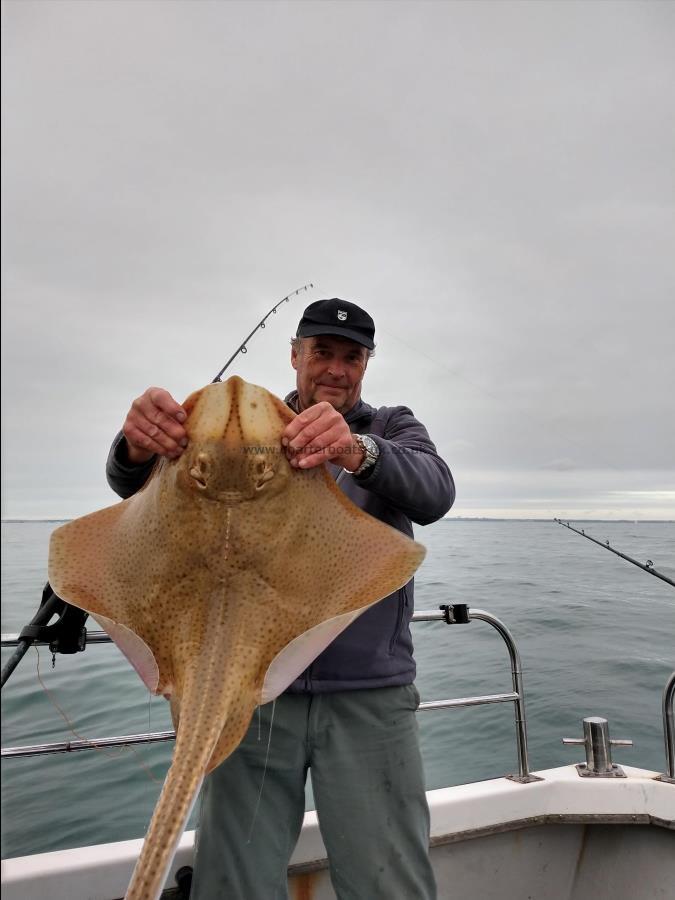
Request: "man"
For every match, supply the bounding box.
[106,298,455,899]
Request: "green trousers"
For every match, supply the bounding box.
[191,685,436,900]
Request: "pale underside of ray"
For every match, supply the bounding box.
[48,376,426,900]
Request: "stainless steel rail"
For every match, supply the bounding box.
[2,607,538,781]
[1,731,176,758]
[659,670,675,783]
[412,607,537,782]
[2,631,111,647]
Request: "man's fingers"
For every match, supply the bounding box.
[283,401,356,470]
[131,418,185,455]
[124,386,188,460]
[142,406,187,443]
[133,389,186,433]
[291,450,327,469]
[284,404,343,451]
[286,422,343,457]
[287,425,354,469]
[146,388,187,423]
[282,403,329,444]
[291,443,351,469]
[124,424,182,459]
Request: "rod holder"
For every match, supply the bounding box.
[439,603,470,624]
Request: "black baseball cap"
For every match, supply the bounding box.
[296,298,375,350]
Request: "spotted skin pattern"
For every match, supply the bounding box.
[48,376,426,900]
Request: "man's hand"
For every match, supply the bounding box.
[281,402,365,471]
[122,387,188,464]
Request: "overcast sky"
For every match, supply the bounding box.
[2,0,674,520]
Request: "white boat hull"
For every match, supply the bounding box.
[2,764,673,899]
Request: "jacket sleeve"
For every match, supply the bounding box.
[354,406,455,525]
[106,431,157,499]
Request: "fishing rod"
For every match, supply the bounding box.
[211,283,314,383]
[554,519,675,588]
[2,284,316,690]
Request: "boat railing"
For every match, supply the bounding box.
[658,670,675,784]
[0,604,550,783]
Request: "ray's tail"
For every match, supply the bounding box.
[124,677,254,900]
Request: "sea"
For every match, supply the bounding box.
[1,518,674,860]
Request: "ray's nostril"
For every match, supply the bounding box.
[189,453,211,490]
[256,468,275,490]
[189,467,208,489]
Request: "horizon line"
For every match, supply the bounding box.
[2,516,674,524]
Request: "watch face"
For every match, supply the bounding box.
[350,434,379,475]
[362,435,378,457]
[359,435,378,465]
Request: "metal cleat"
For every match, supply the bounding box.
[563,716,632,778]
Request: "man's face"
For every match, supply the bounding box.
[291,335,369,413]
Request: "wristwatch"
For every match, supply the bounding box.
[351,434,380,477]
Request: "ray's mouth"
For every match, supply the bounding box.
[217,490,244,507]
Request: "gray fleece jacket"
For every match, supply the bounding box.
[106,392,454,692]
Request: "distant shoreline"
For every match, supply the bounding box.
[1,519,73,524]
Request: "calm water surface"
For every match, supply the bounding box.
[2,519,674,858]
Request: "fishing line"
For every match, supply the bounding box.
[33,646,163,784]
[212,283,314,383]
[246,699,277,844]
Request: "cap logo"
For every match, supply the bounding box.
[337,310,348,321]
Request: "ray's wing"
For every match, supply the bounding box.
[48,480,173,694]
[255,464,425,701]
